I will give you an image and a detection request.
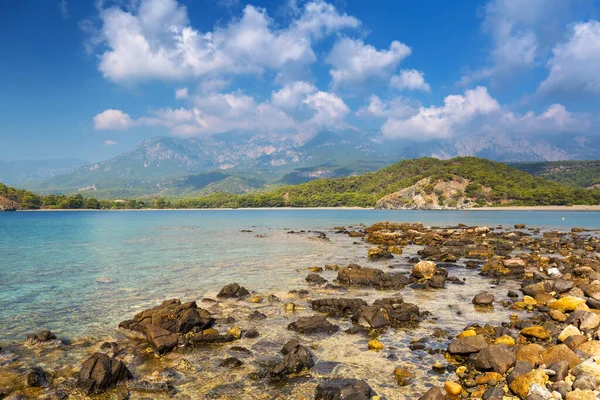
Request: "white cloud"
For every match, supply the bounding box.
[356,95,418,118]
[198,78,230,93]
[175,87,188,99]
[389,69,430,91]
[59,0,69,19]
[94,109,136,130]
[271,81,317,109]
[90,0,360,83]
[503,104,590,134]
[381,86,501,140]
[104,140,118,145]
[327,38,411,86]
[538,21,600,95]
[303,91,350,128]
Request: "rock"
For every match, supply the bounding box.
[220,357,243,368]
[337,263,408,289]
[249,295,263,303]
[444,381,462,396]
[568,311,600,331]
[541,344,581,369]
[527,383,553,400]
[509,369,548,399]
[308,266,324,273]
[412,261,437,279]
[547,361,570,382]
[244,329,260,338]
[352,297,421,329]
[288,315,339,335]
[494,335,516,346]
[507,361,534,385]
[394,367,414,386]
[368,339,384,350]
[306,273,328,285]
[564,335,588,350]
[572,374,597,391]
[227,326,241,339]
[26,367,50,387]
[515,223,526,229]
[576,340,600,356]
[475,344,516,374]
[187,330,235,345]
[217,283,250,298]
[483,386,504,400]
[516,344,545,366]
[146,324,178,355]
[520,326,551,340]
[248,311,267,321]
[127,380,174,394]
[77,353,132,395]
[314,378,376,400]
[448,335,488,354]
[558,325,582,342]
[368,246,393,260]
[472,293,495,306]
[311,298,368,317]
[25,330,57,345]
[554,279,575,293]
[119,299,214,337]
[549,296,586,312]
[565,390,596,400]
[549,310,567,322]
[418,386,445,400]
[458,329,476,338]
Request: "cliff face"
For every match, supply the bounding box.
[0,195,19,211]
[375,176,488,210]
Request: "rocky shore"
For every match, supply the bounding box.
[1,221,600,399]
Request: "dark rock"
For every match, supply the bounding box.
[311,298,368,317]
[220,357,243,368]
[587,297,600,309]
[77,353,132,395]
[448,335,488,354]
[472,292,495,306]
[508,290,519,298]
[418,386,444,400]
[483,386,504,400]
[288,315,339,335]
[248,311,267,321]
[146,324,178,355]
[315,378,376,400]
[429,274,446,289]
[119,299,213,337]
[514,224,526,229]
[217,283,250,299]
[270,340,314,376]
[474,344,515,374]
[127,380,174,394]
[352,297,421,329]
[187,332,235,345]
[564,335,588,350]
[26,367,50,387]
[573,374,597,391]
[506,361,533,385]
[553,279,574,293]
[547,361,569,382]
[337,263,408,289]
[244,329,260,338]
[25,330,57,345]
[306,274,328,285]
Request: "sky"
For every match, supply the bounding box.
[0,0,599,162]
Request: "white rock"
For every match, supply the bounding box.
[528,383,554,400]
[558,325,582,342]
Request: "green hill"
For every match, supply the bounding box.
[511,160,600,189]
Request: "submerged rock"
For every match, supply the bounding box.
[351,297,421,329]
[77,353,132,395]
[25,367,50,387]
[306,273,328,285]
[288,315,339,335]
[270,339,315,376]
[25,330,58,346]
[448,335,488,354]
[315,378,376,400]
[337,263,408,289]
[311,298,368,317]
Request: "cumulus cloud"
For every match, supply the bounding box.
[327,38,411,86]
[381,86,501,140]
[303,91,350,128]
[271,81,317,109]
[94,109,136,130]
[356,95,418,119]
[175,87,188,99]
[89,0,360,83]
[503,104,590,134]
[389,69,430,91]
[538,21,600,95]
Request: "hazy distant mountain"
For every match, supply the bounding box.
[0,158,87,187]
[23,130,600,198]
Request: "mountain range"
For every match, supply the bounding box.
[12,130,600,198]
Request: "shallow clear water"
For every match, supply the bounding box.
[1,209,599,342]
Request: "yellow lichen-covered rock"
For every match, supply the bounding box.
[444,381,462,396]
[509,369,548,399]
[202,328,219,335]
[549,296,586,312]
[411,261,437,279]
[388,246,403,254]
[520,326,551,340]
[458,329,477,338]
[368,339,384,350]
[249,295,263,303]
[522,296,537,305]
[494,335,516,346]
[227,326,241,339]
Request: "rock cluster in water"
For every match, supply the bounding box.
[1,221,599,399]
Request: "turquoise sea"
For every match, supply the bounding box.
[1,209,599,342]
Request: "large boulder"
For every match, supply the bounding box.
[26,367,50,387]
[337,263,408,289]
[448,335,488,355]
[412,261,437,279]
[217,283,250,299]
[146,324,179,355]
[311,298,368,317]
[119,299,213,337]
[472,293,494,306]
[77,353,132,395]
[315,378,376,400]
[288,315,339,335]
[351,298,421,329]
[270,339,315,377]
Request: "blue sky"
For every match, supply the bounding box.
[0,0,599,161]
